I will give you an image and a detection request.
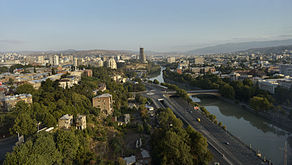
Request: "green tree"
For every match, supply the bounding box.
[219,84,235,99]
[250,96,273,111]
[56,130,79,161]
[15,83,36,95]
[12,113,37,136]
[186,126,212,165]
[4,132,62,165]
[153,79,159,84]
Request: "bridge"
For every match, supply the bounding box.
[166,89,221,96]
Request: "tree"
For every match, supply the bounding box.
[0,66,9,74]
[151,108,211,165]
[186,126,212,165]
[153,79,159,84]
[250,96,273,111]
[4,132,62,165]
[56,130,79,161]
[8,78,14,85]
[219,84,235,99]
[31,133,63,164]
[12,113,37,136]
[15,83,36,95]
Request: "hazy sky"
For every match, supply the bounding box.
[1,0,292,52]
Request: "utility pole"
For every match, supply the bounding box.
[284,140,287,165]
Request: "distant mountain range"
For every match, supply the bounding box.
[187,39,292,55]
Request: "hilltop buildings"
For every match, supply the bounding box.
[76,114,87,130]
[58,114,86,130]
[1,94,32,111]
[58,114,73,129]
[92,93,113,116]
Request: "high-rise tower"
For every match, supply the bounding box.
[139,48,146,63]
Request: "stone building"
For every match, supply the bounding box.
[58,114,73,129]
[92,93,113,116]
[76,114,86,130]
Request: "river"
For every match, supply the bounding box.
[148,66,165,83]
[192,96,292,165]
[149,66,291,164]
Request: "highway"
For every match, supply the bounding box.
[142,83,268,165]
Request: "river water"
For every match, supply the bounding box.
[149,66,165,83]
[149,67,291,164]
[193,97,292,165]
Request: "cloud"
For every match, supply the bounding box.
[0,40,25,44]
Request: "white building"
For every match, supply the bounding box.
[167,57,176,63]
[54,55,59,66]
[37,56,44,65]
[107,58,117,69]
[49,56,54,65]
[73,57,78,67]
[96,59,104,67]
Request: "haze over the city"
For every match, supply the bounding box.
[1,0,292,52]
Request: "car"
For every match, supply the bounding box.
[225,142,230,145]
[214,162,220,165]
[196,118,201,122]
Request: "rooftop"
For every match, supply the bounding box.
[60,114,73,120]
[94,93,112,98]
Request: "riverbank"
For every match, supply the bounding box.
[164,77,200,90]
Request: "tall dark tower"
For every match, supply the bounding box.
[139,48,146,63]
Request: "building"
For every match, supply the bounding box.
[176,68,182,74]
[137,149,151,165]
[258,80,278,94]
[49,56,54,66]
[1,94,32,111]
[117,114,130,126]
[278,79,292,89]
[73,57,78,68]
[123,155,136,165]
[167,57,176,63]
[112,74,127,83]
[76,114,86,130]
[92,93,113,115]
[107,58,117,69]
[280,64,292,76]
[58,114,73,129]
[96,59,104,67]
[59,77,79,89]
[54,55,60,66]
[194,57,204,65]
[83,69,93,77]
[37,56,44,65]
[139,48,147,63]
[178,59,189,70]
[92,83,107,95]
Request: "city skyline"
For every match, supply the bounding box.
[1,0,292,52]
